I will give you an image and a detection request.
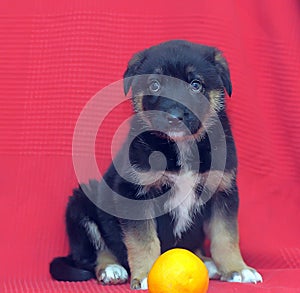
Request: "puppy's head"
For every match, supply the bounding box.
[124,40,232,141]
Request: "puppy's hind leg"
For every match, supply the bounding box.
[65,191,101,273]
[50,188,103,281]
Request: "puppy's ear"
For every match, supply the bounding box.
[123,50,147,95]
[213,50,232,97]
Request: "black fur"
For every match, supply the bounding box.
[50,40,240,285]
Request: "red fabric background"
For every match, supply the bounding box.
[1,0,300,292]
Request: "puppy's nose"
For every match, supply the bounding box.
[167,109,184,125]
[167,115,182,125]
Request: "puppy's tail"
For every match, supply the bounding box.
[49,256,95,282]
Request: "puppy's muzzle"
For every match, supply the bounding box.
[149,108,201,138]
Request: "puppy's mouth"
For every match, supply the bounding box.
[167,130,186,138]
[150,121,202,141]
[137,103,206,141]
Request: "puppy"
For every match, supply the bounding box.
[50,40,262,289]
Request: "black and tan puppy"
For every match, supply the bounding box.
[50,40,262,289]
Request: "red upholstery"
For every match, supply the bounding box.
[1,0,300,292]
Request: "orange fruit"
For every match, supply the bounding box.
[148,248,209,293]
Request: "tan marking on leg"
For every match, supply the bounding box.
[193,248,211,262]
[95,248,119,280]
[123,220,160,289]
[208,216,246,275]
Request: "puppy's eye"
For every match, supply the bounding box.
[190,79,204,93]
[149,80,161,93]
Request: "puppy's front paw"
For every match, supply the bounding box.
[97,264,128,285]
[130,277,148,290]
[203,259,220,279]
[221,268,263,283]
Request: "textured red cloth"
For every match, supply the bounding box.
[1,0,300,292]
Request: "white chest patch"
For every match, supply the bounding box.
[164,171,200,238]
